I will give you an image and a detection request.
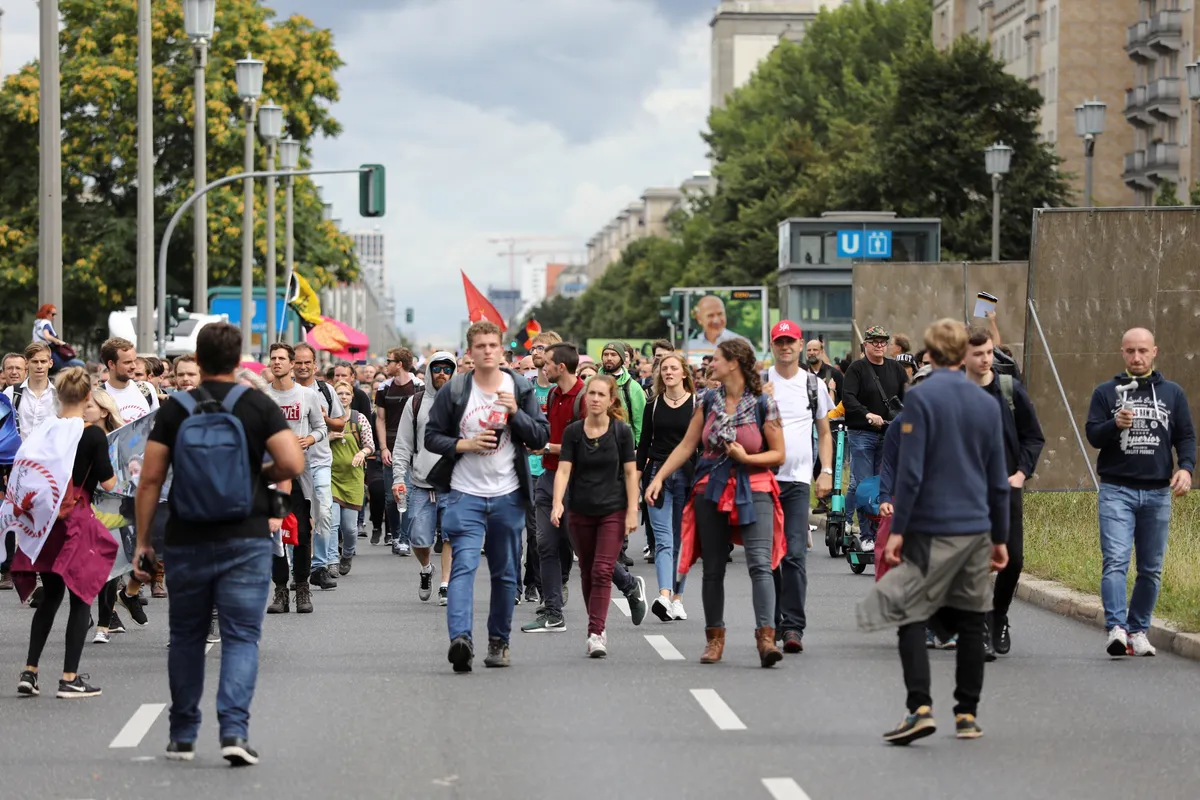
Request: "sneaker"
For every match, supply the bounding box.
[327,562,340,578]
[338,557,352,576]
[108,613,127,634]
[1128,631,1157,657]
[860,537,876,553]
[625,576,647,626]
[165,741,196,762]
[0,571,12,590]
[370,527,382,545]
[643,544,655,564]
[651,595,674,622]
[926,628,937,649]
[56,674,102,699]
[782,630,804,654]
[433,533,444,554]
[524,585,540,605]
[935,634,958,650]
[955,713,983,739]
[294,583,314,614]
[117,588,149,627]
[17,670,39,696]
[448,635,474,673]
[883,705,937,745]
[206,615,221,644]
[357,524,367,539]
[994,616,1011,655]
[982,619,996,663]
[93,629,111,644]
[266,586,290,614]
[484,637,511,668]
[619,550,634,567]
[438,585,448,606]
[1106,626,1128,657]
[670,598,687,620]
[310,567,337,591]
[28,584,44,608]
[220,737,260,767]
[521,613,566,633]
[383,532,393,546]
[419,567,434,602]
[587,632,608,658]
[395,542,411,557]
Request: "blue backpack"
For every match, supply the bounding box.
[170,385,255,523]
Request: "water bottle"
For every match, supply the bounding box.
[397,487,408,514]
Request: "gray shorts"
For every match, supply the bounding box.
[856,533,993,633]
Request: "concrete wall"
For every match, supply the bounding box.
[1024,208,1200,490]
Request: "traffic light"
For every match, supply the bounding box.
[659,294,684,324]
[166,295,190,330]
[359,164,386,217]
[405,307,414,324]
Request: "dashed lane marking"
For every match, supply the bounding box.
[205,643,214,654]
[644,634,685,660]
[762,778,812,800]
[690,688,746,731]
[612,598,631,617]
[109,703,166,749]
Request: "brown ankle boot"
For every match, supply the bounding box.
[756,626,783,668]
[701,627,725,663]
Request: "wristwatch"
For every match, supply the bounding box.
[821,468,834,475]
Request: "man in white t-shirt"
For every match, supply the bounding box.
[424,321,549,673]
[765,320,833,654]
[101,337,159,422]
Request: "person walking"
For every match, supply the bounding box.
[551,375,639,657]
[133,322,304,765]
[1085,327,1194,658]
[83,390,126,644]
[330,381,374,576]
[856,319,1011,745]
[645,339,787,667]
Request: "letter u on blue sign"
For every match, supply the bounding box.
[836,232,861,258]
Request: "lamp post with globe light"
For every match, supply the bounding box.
[1074,99,1106,208]
[236,54,264,356]
[984,142,1013,262]
[184,0,217,313]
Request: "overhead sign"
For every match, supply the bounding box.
[836,230,892,260]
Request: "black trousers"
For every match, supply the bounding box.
[365,459,386,531]
[27,573,90,674]
[898,608,986,716]
[991,488,1024,622]
[273,485,313,586]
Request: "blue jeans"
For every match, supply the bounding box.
[50,350,85,371]
[846,429,884,540]
[309,465,335,569]
[646,469,688,595]
[1097,483,1172,634]
[442,489,525,643]
[406,487,440,549]
[773,481,811,635]
[386,467,412,545]
[164,538,273,743]
[332,501,359,559]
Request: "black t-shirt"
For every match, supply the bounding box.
[76,424,115,495]
[637,394,694,471]
[810,362,843,405]
[375,378,418,451]
[843,357,908,430]
[560,419,635,517]
[148,381,290,545]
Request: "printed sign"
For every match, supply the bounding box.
[836,230,892,259]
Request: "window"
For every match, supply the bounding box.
[795,288,852,324]
[1049,6,1057,41]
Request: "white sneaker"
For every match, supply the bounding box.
[1127,631,1156,657]
[671,598,688,620]
[587,632,607,658]
[860,538,876,553]
[1106,626,1129,657]
[92,629,110,644]
[652,595,674,622]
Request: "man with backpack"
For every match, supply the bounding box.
[963,326,1044,659]
[133,322,304,766]
[101,337,159,423]
[764,321,834,654]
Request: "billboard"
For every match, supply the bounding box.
[678,287,768,364]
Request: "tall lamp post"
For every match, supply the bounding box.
[1074,98,1106,208]
[984,142,1013,262]
[236,54,264,356]
[258,102,282,351]
[1185,61,1200,197]
[38,0,63,317]
[184,0,216,314]
[279,137,300,343]
[135,0,155,354]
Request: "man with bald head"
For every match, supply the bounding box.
[805,339,842,405]
[685,294,751,357]
[1086,327,1195,658]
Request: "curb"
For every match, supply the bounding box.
[1015,576,1200,662]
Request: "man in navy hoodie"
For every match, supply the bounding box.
[1085,327,1194,659]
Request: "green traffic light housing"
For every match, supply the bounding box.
[359,164,386,217]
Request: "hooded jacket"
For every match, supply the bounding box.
[1086,370,1196,489]
[608,368,647,445]
[394,351,456,490]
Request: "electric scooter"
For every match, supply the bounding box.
[824,421,847,558]
[846,474,879,575]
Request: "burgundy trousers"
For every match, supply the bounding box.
[568,510,626,636]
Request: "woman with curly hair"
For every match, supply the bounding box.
[645,339,786,667]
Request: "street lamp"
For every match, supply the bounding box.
[984,142,1013,262]
[38,0,64,320]
[184,0,217,314]
[1074,98,1106,208]
[278,137,301,342]
[236,54,264,356]
[258,102,282,348]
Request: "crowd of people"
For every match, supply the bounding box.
[0,307,1192,761]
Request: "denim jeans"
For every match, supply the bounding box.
[646,469,688,595]
[332,501,359,559]
[1097,483,1172,634]
[772,481,810,636]
[164,537,273,743]
[846,429,884,539]
[694,491,776,629]
[534,471,573,616]
[442,489,525,643]
[406,487,439,549]
[309,465,335,569]
[386,467,412,545]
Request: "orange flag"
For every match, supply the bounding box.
[461,271,507,330]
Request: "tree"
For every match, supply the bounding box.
[1155,180,1184,206]
[0,0,356,351]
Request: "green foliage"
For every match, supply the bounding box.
[1189,181,1200,206]
[1155,179,1184,206]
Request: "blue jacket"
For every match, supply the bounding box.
[890,370,1010,543]
[0,393,19,466]
[423,368,550,505]
[1086,371,1195,490]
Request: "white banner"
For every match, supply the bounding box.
[0,417,85,563]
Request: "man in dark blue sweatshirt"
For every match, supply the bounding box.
[1085,327,1195,659]
[856,319,1010,746]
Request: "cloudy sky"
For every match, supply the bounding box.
[1,0,713,347]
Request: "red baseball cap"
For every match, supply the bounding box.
[770,320,802,342]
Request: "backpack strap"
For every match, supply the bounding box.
[137,381,154,409]
[316,380,333,410]
[221,384,250,414]
[12,388,22,434]
[998,373,1015,413]
[410,392,424,443]
[573,391,584,421]
[620,379,633,421]
[807,372,820,417]
[174,389,200,415]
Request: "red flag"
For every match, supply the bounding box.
[461,271,507,330]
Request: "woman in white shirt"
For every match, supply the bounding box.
[33,304,85,371]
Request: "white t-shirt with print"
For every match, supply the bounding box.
[104,380,160,423]
[769,367,834,484]
[451,372,519,498]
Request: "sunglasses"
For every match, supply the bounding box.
[430,365,454,375]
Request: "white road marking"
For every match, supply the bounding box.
[612,598,631,616]
[762,778,812,800]
[690,688,746,731]
[644,634,685,660]
[109,703,167,749]
[205,643,214,654]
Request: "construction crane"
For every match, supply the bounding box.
[489,236,576,291]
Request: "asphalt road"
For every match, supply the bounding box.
[1,529,1198,800]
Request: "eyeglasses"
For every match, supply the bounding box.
[866,340,889,346]
[387,359,400,364]
[430,365,454,375]
[529,345,545,353]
